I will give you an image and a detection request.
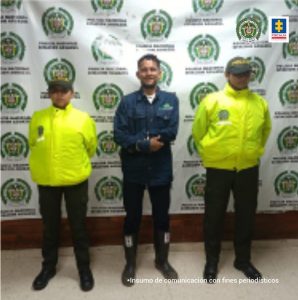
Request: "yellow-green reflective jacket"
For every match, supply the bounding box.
[29,103,97,186]
[192,83,271,171]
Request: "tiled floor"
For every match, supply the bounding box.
[2,240,298,300]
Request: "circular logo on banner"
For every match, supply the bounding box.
[192,0,223,14]
[158,60,173,89]
[277,126,298,153]
[285,0,298,10]
[236,18,261,42]
[1,83,27,113]
[187,135,199,157]
[247,56,265,84]
[1,178,32,206]
[190,82,218,110]
[91,0,123,14]
[42,7,74,37]
[44,58,75,84]
[279,79,298,108]
[1,132,29,160]
[188,34,219,63]
[283,31,298,59]
[93,83,122,112]
[186,174,206,200]
[141,9,172,41]
[94,176,122,202]
[274,171,298,197]
[237,8,267,37]
[91,34,123,64]
[96,131,119,157]
[1,32,25,63]
[1,0,22,11]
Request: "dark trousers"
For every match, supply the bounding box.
[38,180,90,271]
[123,181,171,235]
[204,166,259,265]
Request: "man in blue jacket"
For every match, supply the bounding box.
[114,54,179,286]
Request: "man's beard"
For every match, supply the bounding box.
[141,82,157,89]
[228,80,248,91]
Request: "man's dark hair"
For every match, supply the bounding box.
[137,54,160,69]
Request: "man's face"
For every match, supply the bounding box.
[136,59,161,89]
[226,71,251,90]
[49,87,73,109]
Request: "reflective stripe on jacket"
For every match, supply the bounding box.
[29,103,97,186]
[192,83,271,171]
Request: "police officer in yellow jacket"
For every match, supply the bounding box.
[29,80,97,291]
[192,57,271,283]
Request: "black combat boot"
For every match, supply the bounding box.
[154,230,178,279]
[78,268,94,291]
[234,261,262,280]
[32,267,56,290]
[122,234,137,286]
[203,261,218,283]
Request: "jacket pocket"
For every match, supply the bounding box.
[156,110,172,128]
[243,142,264,160]
[199,138,235,163]
[127,109,146,133]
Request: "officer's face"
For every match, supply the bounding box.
[226,71,251,90]
[49,88,74,109]
[136,59,161,90]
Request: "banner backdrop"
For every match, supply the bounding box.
[1,0,298,220]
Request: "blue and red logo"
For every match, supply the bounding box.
[269,17,289,43]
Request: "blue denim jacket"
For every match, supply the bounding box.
[114,88,179,186]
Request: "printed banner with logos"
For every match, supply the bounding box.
[1,0,298,220]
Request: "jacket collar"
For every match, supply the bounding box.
[50,102,73,113]
[136,86,161,102]
[224,83,250,98]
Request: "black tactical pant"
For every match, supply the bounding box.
[204,166,259,265]
[38,180,90,271]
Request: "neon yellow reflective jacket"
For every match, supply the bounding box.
[29,103,97,186]
[192,83,271,171]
